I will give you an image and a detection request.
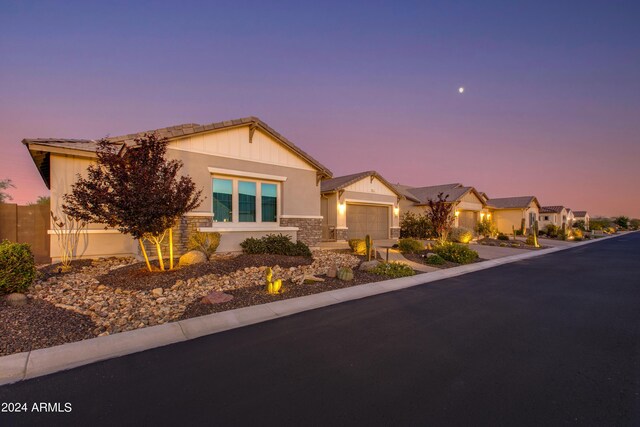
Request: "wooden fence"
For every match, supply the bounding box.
[0,203,50,263]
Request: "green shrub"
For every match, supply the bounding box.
[475,218,497,238]
[425,254,446,265]
[398,238,424,254]
[371,262,415,278]
[449,227,473,243]
[497,234,510,241]
[557,227,569,240]
[545,224,558,238]
[0,240,36,294]
[240,234,311,257]
[187,231,221,260]
[348,239,366,255]
[400,211,434,239]
[432,241,479,265]
[572,228,584,241]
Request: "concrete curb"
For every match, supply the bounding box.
[0,232,629,386]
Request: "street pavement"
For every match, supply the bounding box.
[1,233,639,426]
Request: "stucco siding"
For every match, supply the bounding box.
[168,127,315,172]
[166,149,320,216]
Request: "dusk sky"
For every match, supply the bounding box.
[1,0,639,217]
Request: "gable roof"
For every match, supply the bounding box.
[540,205,566,214]
[573,211,588,217]
[394,183,484,206]
[487,196,540,210]
[23,116,333,188]
[392,184,422,203]
[321,171,403,198]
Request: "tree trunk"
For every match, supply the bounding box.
[152,236,165,271]
[169,228,174,270]
[139,239,152,272]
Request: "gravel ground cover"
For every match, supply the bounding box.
[2,250,393,355]
[0,298,96,356]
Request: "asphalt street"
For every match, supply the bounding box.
[1,234,639,426]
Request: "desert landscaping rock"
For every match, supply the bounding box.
[303,274,325,283]
[359,260,381,271]
[17,250,361,343]
[201,291,234,305]
[178,250,208,267]
[0,298,96,356]
[5,293,28,307]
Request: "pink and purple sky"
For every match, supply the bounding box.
[1,1,639,216]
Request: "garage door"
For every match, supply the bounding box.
[346,204,389,240]
[458,211,477,230]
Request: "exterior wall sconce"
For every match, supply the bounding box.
[393,205,400,216]
[480,212,485,220]
[455,210,460,217]
[338,202,346,214]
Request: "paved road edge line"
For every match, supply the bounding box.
[0,232,630,386]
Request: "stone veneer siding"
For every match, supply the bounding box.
[390,227,400,239]
[335,228,348,241]
[280,217,322,246]
[141,216,212,259]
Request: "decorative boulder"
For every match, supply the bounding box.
[178,250,207,267]
[359,260,380,271]
[6,293,28,307]
[303,275,325,284]
[326,265,337,278]
[201,291,234,305]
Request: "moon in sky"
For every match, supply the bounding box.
[458,87,464,94]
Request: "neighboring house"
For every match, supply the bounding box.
[566,208,575,227]
[320,171,403,240]
[572,210,590,230]
[395,183,488,230]
[24,117,333,260]
[486,196,541,234]
[538,206,571,230]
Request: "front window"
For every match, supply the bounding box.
[238,181,256,222]
[212,178,232,222]
[211,176,279,224]
[261,183,277,222]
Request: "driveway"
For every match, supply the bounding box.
[1,233,639,426]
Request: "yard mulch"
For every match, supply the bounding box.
[477,237,544,249]
[402,250,488,269]
[0,298,97,356]
[179,269,384,319]
[96,254,314,291]
[38,259,95,281]
[402,252,461,269]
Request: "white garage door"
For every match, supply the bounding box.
[346,204,389,240]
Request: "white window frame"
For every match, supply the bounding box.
[211,173,282,228]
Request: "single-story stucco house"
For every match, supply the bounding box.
[572,210,590,230]
[538,206,571,230]
[486,196,541,234]
[320,171,403,241]
[23,117,333,261]
[395,183,489,230]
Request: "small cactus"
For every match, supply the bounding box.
[265,267,283,294]
[337,267,354,281]
[365,234,374,261]
[512,225,516,241]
